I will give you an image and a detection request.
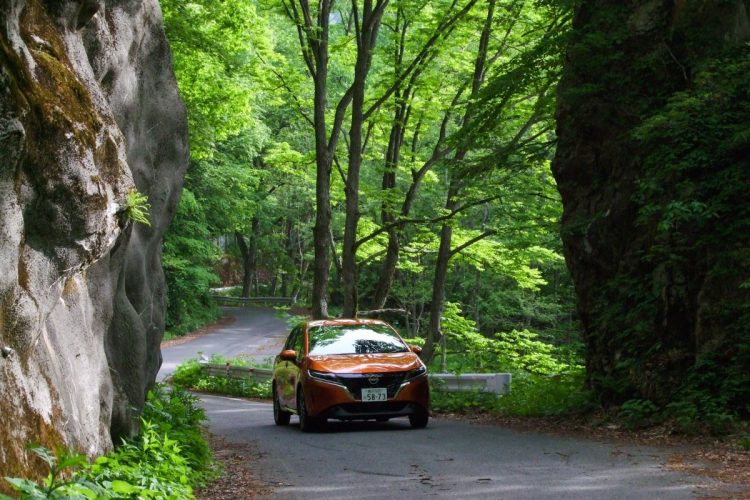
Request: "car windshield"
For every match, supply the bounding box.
[308,324,408,355]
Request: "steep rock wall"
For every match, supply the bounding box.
[0,0,186,480]
[553,1,750,407]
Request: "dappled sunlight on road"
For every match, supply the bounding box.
[200,395,716,500]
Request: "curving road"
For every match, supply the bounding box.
[158,307,288,381]
[160,307,727,499]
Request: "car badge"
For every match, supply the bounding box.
[368,375,380,385]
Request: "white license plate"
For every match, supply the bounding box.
[361,388,387,402]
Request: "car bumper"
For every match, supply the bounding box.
[305,375,430,419]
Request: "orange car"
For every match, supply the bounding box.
[272,319,430,432]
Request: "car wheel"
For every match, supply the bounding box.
[297,387,322,432]
[273,384,291,426]
[409,409,429,429]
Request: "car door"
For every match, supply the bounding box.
[277,326,303,408]
[289,325,306,410]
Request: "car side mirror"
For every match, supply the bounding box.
[409,345,422,355]
[280,349,297,361]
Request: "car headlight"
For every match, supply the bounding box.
[405,365,427,381]
[308,369,339,383]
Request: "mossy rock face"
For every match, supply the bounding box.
[0,0,187,484]
[553,0,750,412]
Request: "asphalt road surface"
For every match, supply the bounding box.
[160,307,723,499]
[158,307,288,381]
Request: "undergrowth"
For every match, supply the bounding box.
[2,385,217,499]
[172,356,272,399]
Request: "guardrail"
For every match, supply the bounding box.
[199,363,510,395]
[201,363,273,382]
[430,373,511,395]
[211,295,293,307]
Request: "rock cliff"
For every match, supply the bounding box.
[554,1,750,407]
[0,0,186,480]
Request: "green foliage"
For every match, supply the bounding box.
[124,189,151,227]
[431,369,592,417]
[161,0,274,159]
[3,386,215,499]
[163,189,221,338]
[597,45,750,421]
[141,386,215,483]
[171,358,203,388]
[556,4,749,429]
[3,444,103,499]
[436,303,577,376]
[493,370,592,417]
[429,304,590,417]
[430,390,499,414]
[619,399,659,430]
[85,421,194,498]
[172,358,272,399]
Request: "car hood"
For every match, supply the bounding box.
[307,352,422,374]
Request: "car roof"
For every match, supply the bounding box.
[305,318,389,328]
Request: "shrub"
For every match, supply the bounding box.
[619,399,659,429]
[172,357,272,399]
[430,369,592,417]
[2,385,217,499]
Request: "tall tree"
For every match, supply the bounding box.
[340,0,390,317]
[419,0,565,362]
[341,0,480,315]
[282,0,355,318]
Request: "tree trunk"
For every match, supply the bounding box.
[372,230,399,308]
[421,183,459,363]
[372,11,408,309]
[310,3,332,319]
[281,272,288,297]
[235,218,258,299]
[341,0,388,317]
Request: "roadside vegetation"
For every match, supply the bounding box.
[1,386,217,499]
[172,355,272,400]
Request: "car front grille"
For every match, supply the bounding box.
[335,372,406,399]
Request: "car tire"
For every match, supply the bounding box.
[297,387,323,432]
[409,409,429,429]
[273,383,291,426]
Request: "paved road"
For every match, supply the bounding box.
[204,395,712,499]
[161,307,723,499]
[158,307,288,381]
